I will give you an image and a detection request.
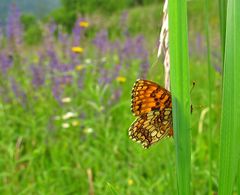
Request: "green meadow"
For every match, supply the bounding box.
[1,1,239,194]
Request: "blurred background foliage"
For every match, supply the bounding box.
[0,0,222,194]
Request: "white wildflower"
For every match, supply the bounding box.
[85,58,92,64]
[62,112,77,120]
[101,57,106,62]
[84,128,93,134]
[61,97,71,103]
[62,123,70,128]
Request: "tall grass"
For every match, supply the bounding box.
[168,0,191,194]
[0,2,229,194]
[219,0,240,194]
[218,0,227,58]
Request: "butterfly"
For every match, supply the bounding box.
[128,79,173,148]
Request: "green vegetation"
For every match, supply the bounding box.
[169,0,191,194]
[50,0,161,32]
[0,1,236,194]
[21,14,42,45]
[219,0,240,194]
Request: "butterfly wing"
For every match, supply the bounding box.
[131,79,172,116]
[129,109,173,148]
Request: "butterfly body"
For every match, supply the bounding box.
[129,79,173,148]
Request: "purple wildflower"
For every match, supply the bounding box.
[112,40,123,63]
[51,75,72,101]
[70,51,81,66]
[93,30,109,54]
[72,18,86,46]
[58,30,67,43]
[49,21,57,36]
[30,65,45,88]
[58,31,71,57]
[10,77,26,104]
[6,3,22,45]
[212,63,222,74]
[60,75,73,85]
[122,37,134,67]
[0,52,13,74]
[43,22,57,52]
[112,64,122,80]
[47,50,59,70]
[98,68,111,85]
[58,63,73,72]
[52,75,73,102]
[70,18,88,65]
[52,78,61,102]
[134,36,147,57]
[120,11,129,36]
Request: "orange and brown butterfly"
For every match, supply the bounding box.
[128,79,173,148]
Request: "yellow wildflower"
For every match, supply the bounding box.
[79,21,89,28]
[128,179,134,186]
[72,120,80,126]
[33,56,39,63]
[72,47,84,53]
[116,76,126,83]
[75,65,85,71]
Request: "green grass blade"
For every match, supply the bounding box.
[238,161,240,194]
[219,0,240,194]
[218,0,227,58]
[168,1,191,194]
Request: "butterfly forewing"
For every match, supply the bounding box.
[131,79,172,116]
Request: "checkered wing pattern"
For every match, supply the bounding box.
[129,79,173,148]
[131,79,172,116]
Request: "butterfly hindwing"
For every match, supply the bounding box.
[129,109,173,148]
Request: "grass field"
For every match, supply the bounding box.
[0,2,224,194]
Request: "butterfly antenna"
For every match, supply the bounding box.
[190,81,196,94]
[190,81,196,114]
